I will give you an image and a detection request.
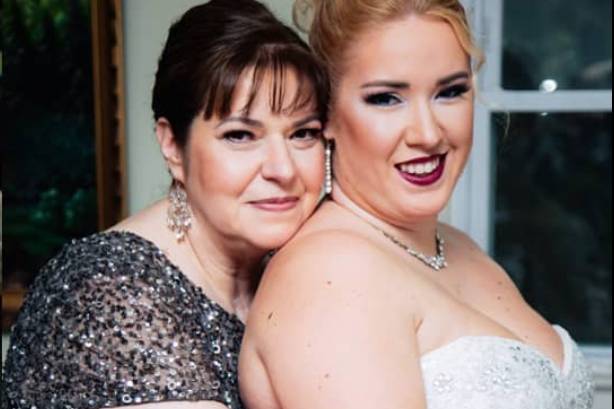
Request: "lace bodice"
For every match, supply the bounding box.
[421,325,594,409]
[2,232,245,409]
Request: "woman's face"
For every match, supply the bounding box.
[162,68,325,251]
[329,14,474,225]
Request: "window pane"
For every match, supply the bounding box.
[493,112,612,344]
[502,0,612,90]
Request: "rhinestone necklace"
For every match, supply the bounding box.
[376,227,448,271]
[344,205,448,271]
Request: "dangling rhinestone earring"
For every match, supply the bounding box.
[167,181,192,242]
[325,140,334,195]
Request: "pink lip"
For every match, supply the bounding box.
[397,153,447,187]
[249,197,299,212]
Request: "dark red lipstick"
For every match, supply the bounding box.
[396,153,447,187]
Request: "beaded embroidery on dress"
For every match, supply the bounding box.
[421,325,594,409]
[1,231,245,409]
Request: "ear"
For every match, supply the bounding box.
[156,118,186,184]
[323,114,340,142]
[323,124,336,142]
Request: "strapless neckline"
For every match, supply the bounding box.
[419,324,594,408]
[421,325,573,378]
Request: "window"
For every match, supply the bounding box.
[453,0,612,395]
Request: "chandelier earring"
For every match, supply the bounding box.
[167,181,192,242]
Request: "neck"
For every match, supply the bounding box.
[331,182,440,255]
[183,211,266,319]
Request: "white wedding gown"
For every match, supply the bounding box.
[421,325,594,409]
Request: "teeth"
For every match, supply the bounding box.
[400,157,441,176]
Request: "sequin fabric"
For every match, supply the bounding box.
[1,231,245,409]
[421,325,594,409]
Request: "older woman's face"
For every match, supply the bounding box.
[330,14,474,224]
[172,69,325,251]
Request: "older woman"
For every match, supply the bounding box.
[2,1,328,408]
[239,1,594,408]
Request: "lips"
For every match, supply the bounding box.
[249,197,299,212]
[396,153,447,187]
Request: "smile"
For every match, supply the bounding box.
[396,153,447,187]
[248,197,300,212]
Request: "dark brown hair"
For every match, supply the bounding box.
[152,0,330,148]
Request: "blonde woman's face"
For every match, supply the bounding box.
[329,14,474,224]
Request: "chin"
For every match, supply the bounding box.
[246,225,302,251]
[400,191,450,219]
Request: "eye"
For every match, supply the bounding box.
[222,130,255,143]
[292,128,323,141]
[364,92,403,107]
[437,84,471,99]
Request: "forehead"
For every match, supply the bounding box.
[343,14,470,83]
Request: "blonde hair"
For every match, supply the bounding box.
[294,0,484,85]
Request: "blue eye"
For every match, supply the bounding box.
[438,84,470,99]
[223,130,254,143]
[364,92,403,107]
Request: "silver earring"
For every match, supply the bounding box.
[167,181,191,242]
[325,140,333,195]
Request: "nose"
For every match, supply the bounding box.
[261,137,297,186]
[404,100,444,150]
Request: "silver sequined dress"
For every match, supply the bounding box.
[2,231,245,409]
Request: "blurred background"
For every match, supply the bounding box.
[1,0,612,407]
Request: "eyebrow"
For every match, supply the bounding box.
[215,113,321,130]
[292,114,322,128]
[437,71,471,86]
[361,81,409,90]
[216,117,263,129]
[360,71,471,90]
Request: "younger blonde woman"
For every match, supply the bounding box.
[239,1,594,408]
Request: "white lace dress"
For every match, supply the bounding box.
[421,325,594,409]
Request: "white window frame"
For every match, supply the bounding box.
[453,0,613,396]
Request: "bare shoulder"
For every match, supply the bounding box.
[243,230,428,408]
[247,229,420,342]
[439,222,485,255]
[439,222,524,297]
[270,229,391,279]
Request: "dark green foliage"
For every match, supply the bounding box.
[2,0,97,288]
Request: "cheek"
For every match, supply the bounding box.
[191,146,259,197]
[337,104,403,157]
[437,103,474,149]
[294,146,326,192]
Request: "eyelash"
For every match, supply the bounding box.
[437,84,471,99]
[364,84,471,106]
[222,130,254,143]
[292,128,323,141]
[222,128,323,144]
[364,92,402,107]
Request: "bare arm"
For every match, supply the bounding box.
[244,233,428,409]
